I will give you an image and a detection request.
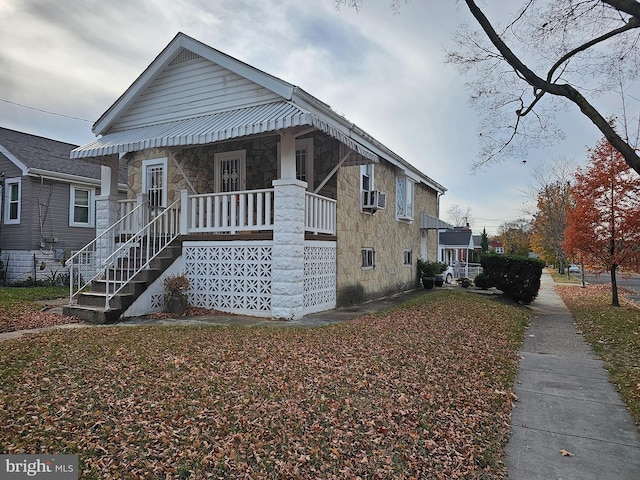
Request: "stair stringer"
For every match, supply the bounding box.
[121,255,186,318]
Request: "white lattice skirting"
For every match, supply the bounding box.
[303,242,337,313]
[182,240,336,317]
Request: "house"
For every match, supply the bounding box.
[64,32,448,322]
[438,226,480,278]
[489,237,504,254]
[0,127,126,284]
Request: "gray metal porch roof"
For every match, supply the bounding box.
[71,101,378,162]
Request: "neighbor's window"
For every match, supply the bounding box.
[361,247,375,269]
[396,176,414,220]
[69,185,95,227]
[4,178,21,224]
[404,250,412,266]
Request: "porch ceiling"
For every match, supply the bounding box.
[71,101,378,162]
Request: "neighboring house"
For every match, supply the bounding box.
[438,226,478,278]
[489,238,504,254]
[65,32,449,322]
[0,127,125,284]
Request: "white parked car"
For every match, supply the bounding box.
[568,264,580,273]
[442,265,454,284]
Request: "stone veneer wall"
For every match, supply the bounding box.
[126,133,338,200]
[335,161,439,307]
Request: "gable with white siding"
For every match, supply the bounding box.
[112,51,282,132]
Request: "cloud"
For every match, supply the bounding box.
[1,0,633,236]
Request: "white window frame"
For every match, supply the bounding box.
[361,247,375,269]
[142,158,168,207]
[360,164,375,213]
[214,150,246,193]
[295,138,313,189]
[277,139,314,190]
[69,185,95,228]
[4,177,21,225]
[396,176,414,221]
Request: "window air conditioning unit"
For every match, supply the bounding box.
[363,190,387,211]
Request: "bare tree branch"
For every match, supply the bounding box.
[463,0,640,174]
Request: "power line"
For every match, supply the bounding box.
[0,98,93,123]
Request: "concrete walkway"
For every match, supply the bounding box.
[505,273,640,479]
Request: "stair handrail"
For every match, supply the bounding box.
[102,200,181,310]
[67,202,147,306]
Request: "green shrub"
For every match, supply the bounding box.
[474,272,492,290]
[417,259,445,279]
[480,254,544,304]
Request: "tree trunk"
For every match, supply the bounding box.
[610,265,620,307]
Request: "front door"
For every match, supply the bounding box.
[142,158,167,214]
[214,150,246,193]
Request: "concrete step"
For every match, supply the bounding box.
[77,291,134,310]
[62,305,122,324]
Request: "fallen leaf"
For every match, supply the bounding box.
[560,449,574,457]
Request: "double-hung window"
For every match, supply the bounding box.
[69,185,95,227]
[4,178,21,224]
[361,164,374,212]
[295,138,313,188]
[361,247,375,269]
[396,176,414,221]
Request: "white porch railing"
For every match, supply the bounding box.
[305,192,337,235]
[67,202,147,305]
[188,189,274,234]
[185,189,337,235]
[102,200,181,309]
[454,262,483,279]
[117,199,139,235]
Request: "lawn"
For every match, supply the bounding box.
[549,271,582,284]
[556,284,640,428]
[0,286,74,333]
[0,290,528,479]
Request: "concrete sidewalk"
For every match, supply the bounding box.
[505,273,640,479]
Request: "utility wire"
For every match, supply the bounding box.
[0,98,93,123]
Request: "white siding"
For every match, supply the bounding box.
[112,55,281,132]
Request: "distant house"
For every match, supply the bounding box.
[0,127,126,284]
[438,226,475,265]
[489,237,504,254]
[64,32,450,322]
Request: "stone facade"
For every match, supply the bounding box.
[335,161,439,306]
[117,130,442,316]
[126,134,338,200]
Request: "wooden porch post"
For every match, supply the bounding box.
[272,129,307,320]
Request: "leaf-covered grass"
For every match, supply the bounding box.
[0,286,75,333]
[0,286,68,308]
[556,284,640,428]
[549,272,582,284]
[0,290,528,479]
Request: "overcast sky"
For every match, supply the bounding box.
[0,0,628,235]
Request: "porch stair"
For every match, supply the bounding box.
[63,240,182,324]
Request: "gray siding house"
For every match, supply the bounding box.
[0,127,125,284]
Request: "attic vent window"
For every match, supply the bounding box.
[170,50,201,66]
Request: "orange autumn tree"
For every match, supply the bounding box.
[563,137,640,306]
